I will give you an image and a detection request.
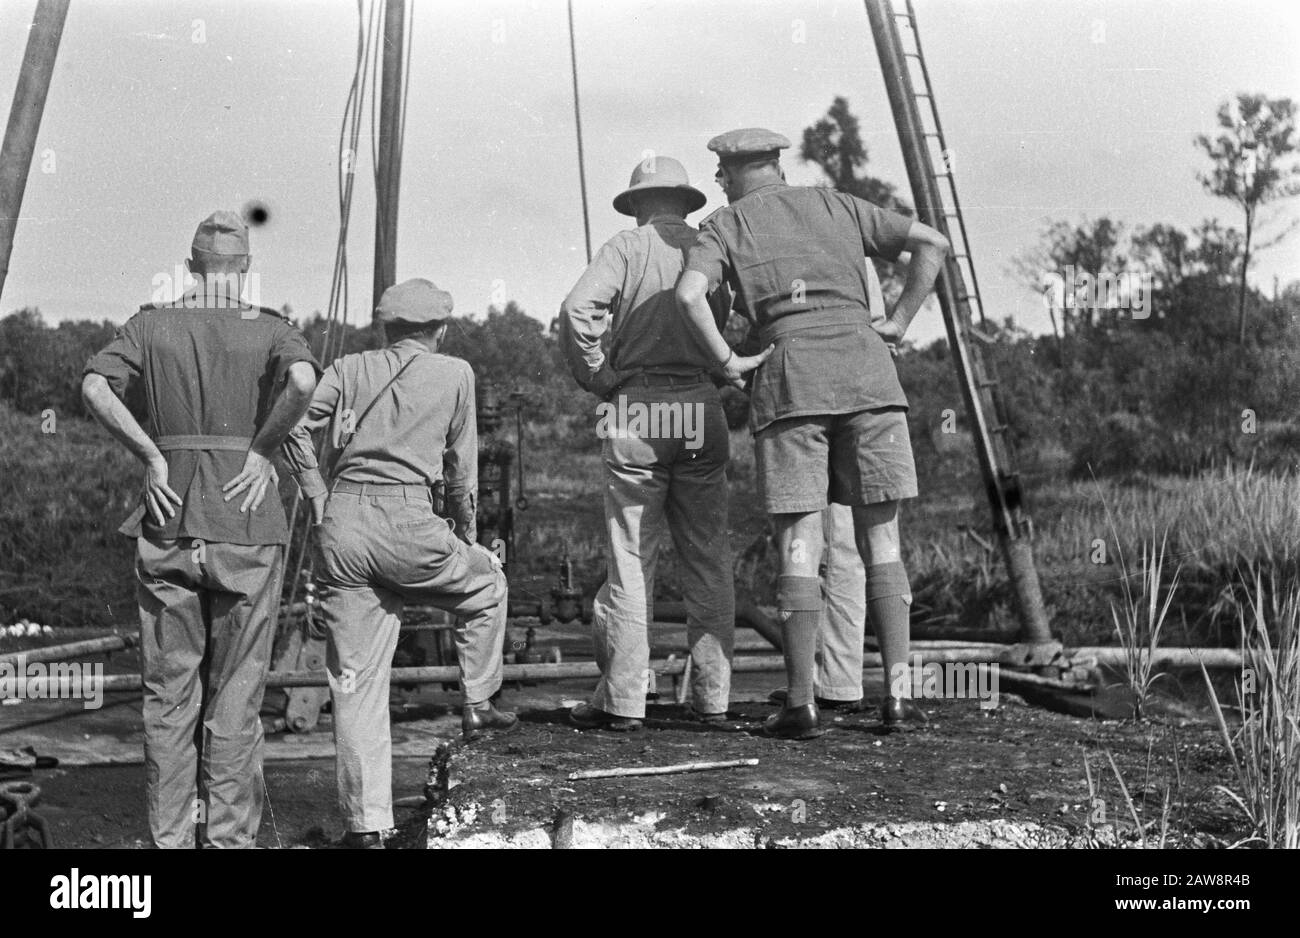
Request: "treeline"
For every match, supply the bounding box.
[3,259,1297,481]
[0,300,593,433]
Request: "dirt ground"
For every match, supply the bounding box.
[416,694,1243,849]
[0,625,1245,849]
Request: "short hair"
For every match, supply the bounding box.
[383,319,446,342]
[720,152,782,172]
[189,248,248,272]
[628,188,695,213]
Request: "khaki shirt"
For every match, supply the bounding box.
[559,214,730,397]
[83,298,320,545]
[281,340,478,534]
[685,182,913,432]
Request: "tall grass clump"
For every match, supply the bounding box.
[1109,534,1180,721]
[1201,575,1300,848]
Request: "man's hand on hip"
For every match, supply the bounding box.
[874,318,906,359]
[223,450,277,513]
[143,455,183,526]
[720,343,775,389]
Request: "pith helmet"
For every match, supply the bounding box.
[612,154,707,217]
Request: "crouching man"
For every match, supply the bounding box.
[281,278,514,848]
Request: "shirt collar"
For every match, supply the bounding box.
[736,181,787,201]
[643,213,689,227]
[392,337,430,354]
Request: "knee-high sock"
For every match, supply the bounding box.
[776,576,823,708]
[865,561,911,695]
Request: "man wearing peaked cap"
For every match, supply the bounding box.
[81,211,321,847]
[558,154,769,732]
[282,277,515,848]
[677,127,951,740]
[707,127,792,163]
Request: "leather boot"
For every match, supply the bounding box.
[340,830,384,849]
[568,702,642,732]
[768,688,866,713]
[462,702,519,741]
[880,696,928,727]
[762,703,827,740]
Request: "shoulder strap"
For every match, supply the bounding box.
[327,350,425,480]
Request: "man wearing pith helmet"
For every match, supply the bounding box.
[677,128,950,740]
[281,277,514,849]
[82,210,321,847]
[559,154,769,731]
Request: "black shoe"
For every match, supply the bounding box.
[340,830,384,849]
[762,703,827,740]
[881,696,929,727]
[568,703,642,732]
[683,706,731,725]
[768,689,866,713]
[462,702,519,741]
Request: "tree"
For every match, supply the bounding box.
[1130,223,1190,318]
[800,96,909,213]
[1194,93,1300,343]
[1012,217,1129,343]
[800,97,912,296]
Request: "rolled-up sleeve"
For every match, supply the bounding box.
[83,314,145,400]
[853,198,913,262]
[559,239,626,397]
[684,221,731,294]
[280,364,342,500]
[270,321,323,385]
[442,362,479,540]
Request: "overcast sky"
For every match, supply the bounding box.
[1,0,1297,347]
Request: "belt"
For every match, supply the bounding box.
[331,480,432,500]
[155,434,253,452]
[759,308,867,346]
[620,371,709,388]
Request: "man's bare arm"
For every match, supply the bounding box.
[223,361,318,513]
[82,373,180,526]
[676,271,772,388]
[886,220,950,335]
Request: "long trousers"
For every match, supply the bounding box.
[591,382,735,718]
[136,536,282,849]
[314,488,507,832]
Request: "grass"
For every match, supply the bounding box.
[7,396,1300,648]
[1108,535,1180,721]
[1201,575,1300,849]
[905,465,1300,645]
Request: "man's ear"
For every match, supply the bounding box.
[435,323,449,345]
[241,254,252,273]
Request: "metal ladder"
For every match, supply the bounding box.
[866,0,1054,649]
[890,0,1024,530]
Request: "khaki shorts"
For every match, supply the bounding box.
[755,407,918,513]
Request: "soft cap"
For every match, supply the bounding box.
[191,210,249,256]
[374,278,454,326]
